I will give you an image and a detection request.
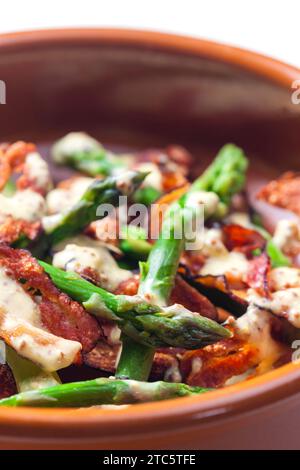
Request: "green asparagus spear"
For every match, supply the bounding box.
[5,346,61,392]
[52,132,130,177]
[0,378,210,407]
[188,143,248,204]
[30,171,146,256]
[139,144,249,306]
[40,261,230,349]
[117,144,248,380]
[52,133,163,206]
[120,226,152,261]
[133,186,162,206]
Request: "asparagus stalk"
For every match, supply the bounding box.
[31,171,146,256]
[120,226,152,261]
[5,346,61,392]
[52,133,162,206]
[138,144,248,306]
[188,143,248,204]
[0,378,209,407]
[52,132,129,177]
[117,144,248,380]
[40,261,230,350]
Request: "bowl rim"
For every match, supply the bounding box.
[0,27,300,436]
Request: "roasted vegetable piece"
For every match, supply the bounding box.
[0,377,210,407]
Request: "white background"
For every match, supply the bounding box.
[0,0,299,68]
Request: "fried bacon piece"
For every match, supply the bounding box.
[223,224,266,256]
[115,274,217,320]
[181,333,258,388]
[114,275,139,296]
[180,251,205,276]
[84,339,120,372]
[179,266,248,317]
[79,266,102,286]
[0,141,35,191]
[170,276,218,321]
[246,252,271,297]
[257,172,300,216]
[165,145,193,172]
[0,246,101,353]
[0,364,17,399]
[137,145,192,189]
[0,217,41,245]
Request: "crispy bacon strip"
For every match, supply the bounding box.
[181,333,258,388]
[246,252,271,297]
[170,276,218,321]
[0,364,17,399]
[179,266,248,317]
[257,171,300,216]
[0,217,41,245]
[114,275,140,296]
[223,224,266,256]
[0,246,101,353]
[0,141,35,191]
[84,339,120,372]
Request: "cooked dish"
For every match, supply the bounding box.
[0,133,298,407]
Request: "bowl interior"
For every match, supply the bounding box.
[1,30,300,227]
[0,29,300,440]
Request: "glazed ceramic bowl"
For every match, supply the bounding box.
[0,29,300,450]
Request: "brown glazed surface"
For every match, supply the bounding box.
[0,28,300,449]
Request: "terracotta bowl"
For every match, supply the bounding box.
[0,28,300,450]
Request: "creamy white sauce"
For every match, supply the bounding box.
[200,228,228,257]
[53,237,131,292]
[0,267,81,371]
[200,250,249,278]
[135,162,163,191]
[226,212,252,228]
[52,132,102,164]
[46,176,94,215]
[224,369,255,386]
[249,287,300,328]
[196,227,249,279]
[0,189,47,222]
[236,304,282,373]
[191,357,203,376]
[270,267,300,290]
[42,213,63,233]
[164,361,182,383]
[272,219,300,256]
[115,171,138,196]
[186,191,220,218]
[25,152,53,193]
